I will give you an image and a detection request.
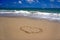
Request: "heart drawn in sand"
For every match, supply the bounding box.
[20,26,43,34]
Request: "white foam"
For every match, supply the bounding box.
[0,10,60,21]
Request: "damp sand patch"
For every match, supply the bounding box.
[20,26,43,34]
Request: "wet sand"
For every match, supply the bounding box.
[0,17,60,40]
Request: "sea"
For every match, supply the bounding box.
[0,8,60,21]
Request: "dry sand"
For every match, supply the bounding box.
[0,17,60,40]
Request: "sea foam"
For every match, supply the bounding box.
[0,10,60,21]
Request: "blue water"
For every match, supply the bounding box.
[0,0,60,21]
[0,0,60,8]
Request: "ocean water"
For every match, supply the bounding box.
[0,9,60,21]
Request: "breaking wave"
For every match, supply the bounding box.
[0,10,60,21]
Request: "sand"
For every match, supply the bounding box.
[0,17,60,40]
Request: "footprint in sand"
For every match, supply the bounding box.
[20,26,43,34]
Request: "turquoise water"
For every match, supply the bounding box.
[0,8,60,13]
[0,8,60,21]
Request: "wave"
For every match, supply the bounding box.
[0,10,60,21]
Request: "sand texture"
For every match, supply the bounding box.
[0,17,60,40]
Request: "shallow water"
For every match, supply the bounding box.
[0,10,60,21]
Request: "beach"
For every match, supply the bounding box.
[0,17,60,40]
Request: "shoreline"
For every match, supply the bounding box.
[0,10,60,21]
[0,16,60,23]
